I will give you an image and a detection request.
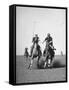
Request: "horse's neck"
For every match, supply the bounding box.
[32,43,38,56]
[34,43,37,48]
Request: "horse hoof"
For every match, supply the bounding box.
[28,65,32,70]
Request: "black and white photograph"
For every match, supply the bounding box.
[9,5,67,85]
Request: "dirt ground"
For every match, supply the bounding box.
[16,55,66,84]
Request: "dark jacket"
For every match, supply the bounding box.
[32,37,39,44]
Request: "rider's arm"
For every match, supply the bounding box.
[43,37,47,43]
[49,38,53,44]
[49,40,53,44]
[32,37,34,42]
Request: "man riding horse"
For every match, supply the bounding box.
[29,34,42,69]
[30,34,40,57]
[43,33,55,61]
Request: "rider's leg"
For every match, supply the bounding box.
[30,44,34,56]
[30,59,33,66]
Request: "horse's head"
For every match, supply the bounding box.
[32,43,41,58]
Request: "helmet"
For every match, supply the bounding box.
[47,33,50,37]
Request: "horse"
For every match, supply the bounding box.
[24,48,29,58]
[28,43,42,69]
[43,43,56,68]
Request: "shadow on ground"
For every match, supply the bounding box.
[52,60,66,68]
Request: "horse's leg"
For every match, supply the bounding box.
[28,56,33,69]
[50,56,53,67]
[37,55,40,67]
[37,49,42,67]
[44,55,49,68]
[48,58,51,67]
[48,55,52,68]
[44,57,47,68]
[38,55,40,62]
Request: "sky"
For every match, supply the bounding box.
[16,6,66,55]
